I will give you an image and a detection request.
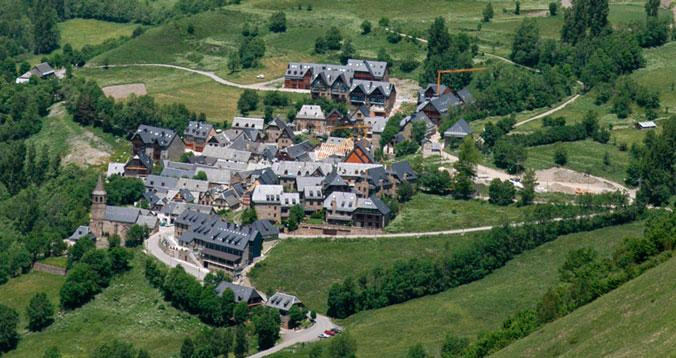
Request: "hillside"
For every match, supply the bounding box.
[270,222,644,357]
[4,253,207,358]
[493,255,676,357]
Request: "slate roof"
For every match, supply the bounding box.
[215,281,263,303]
[176,178,209,192]
[184,121,213,140]
[303,185,324,199]
[144,175,179,191]
[456,87,475,105]
[366,166,391,187]
[127,151,153,170]
[346,59,388,79]
[444,118,472,138]
[232,117,264,130]
[68,226,91,241]
[281,192,301,207]
[283,141,315,161]
[272,161,332,178]
[296,176,325,191]
[323,192,358,213]
[390,161,417,182]
[252,185,284,204]
[418,83,449,102]
[296,105,325,120]
[175,209,212,228]
[266,292,302,311]
[34,62,55,76]
[133,125,178,149]
[247,220,279,238]
[106,162,125,177]
[350,79,394,97]
[364,116,387,134]
[202,146,252,162]
[104,206,152,224]
[268,117,295,140]
[358,195,391,215]
[178,214,260,252]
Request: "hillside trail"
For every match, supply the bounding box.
[87,63,310,94]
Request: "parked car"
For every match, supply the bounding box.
[324,330,336,336]
[330,327,342,334]
[318,333,330,339]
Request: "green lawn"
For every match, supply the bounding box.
[333,222,644,358]
[6,253,207,358]
[385,193,528,233]
[249,232,482,313]
[524,139,631,184]
[0,271,65,329]
[495,254,676,357]
[59,19,137,49]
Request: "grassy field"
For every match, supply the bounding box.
[59,19,137,49]
[27,104,129,165]
[6,253,207,358]
[330,222,645,358]
[495,254,676,357]
[0,271,65,329]
[249,232,482,313]
[524,139,631,184]
[385,193,528,233]
[76,66,305,124]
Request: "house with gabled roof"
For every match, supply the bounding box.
[251,185,301,224]
[344,141,375,164]
[16,62,55,84]
[265,117,295,149]
[349,80,397,116]
[131,124,185,162]
[124,152,153,177]
[444,118,472,147]
[323,192,391,228]
[184,121,216,152]
[215,281,264,307]
[295,105,327,134]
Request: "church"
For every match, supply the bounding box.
[90,175,158,247]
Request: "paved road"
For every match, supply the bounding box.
[248,314,335,358]
[89,63,310,94]
[281,224,494,239]
[145,226,209,280]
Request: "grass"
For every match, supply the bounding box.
[0,271,65,329]
[38,256,68,269]
[249,232,482,313]
[524,139,631,184]
[330,222,645,358]
[27,104,130,165]
[76,66,306,124]
[6,252,207,358]
[495,254,676,357]
[58,19,137,50]
[384,193,528,233]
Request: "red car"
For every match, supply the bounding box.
[323,330,336,336]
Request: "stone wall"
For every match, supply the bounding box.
[32,262,67,276]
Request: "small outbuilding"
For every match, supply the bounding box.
[635,121,657,130]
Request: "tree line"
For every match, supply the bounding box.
[144,259,283,352]
[326,205,640,318]
[63,78,204,137]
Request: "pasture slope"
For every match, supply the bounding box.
[266,222,643,357]
[494,255,676,357]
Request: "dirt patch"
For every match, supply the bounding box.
[561,0,572,8]
[535,167,627,195]
[102,83,147,100]
[390,77,421,116]
[63,130,113,167]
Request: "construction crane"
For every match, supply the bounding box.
[331,124,371,139]
[437,67,487,95]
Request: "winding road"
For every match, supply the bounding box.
[90,63,310,94]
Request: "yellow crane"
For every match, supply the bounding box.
[436,67,487,95]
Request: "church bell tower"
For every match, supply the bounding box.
[90,175,107,237]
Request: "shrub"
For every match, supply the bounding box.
[26,292,54,331]
[554,146,568,165]
[268,11,287,33]
[400,59,419,73]
[488,179,516,205]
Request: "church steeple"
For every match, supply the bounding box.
[92,175,107,204]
